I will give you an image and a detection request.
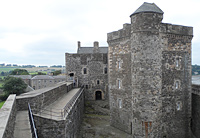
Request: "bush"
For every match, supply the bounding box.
[0,93,9,101]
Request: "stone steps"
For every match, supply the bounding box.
[14,111,32,138]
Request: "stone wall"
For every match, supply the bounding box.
[192,84,200,138]
[16,82,73,111]
[107,23,132,134]
[0,94,17,138]
[33,89,84,138]
[107,4,193,138]
[66,53,108,101]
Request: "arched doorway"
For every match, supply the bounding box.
[95,91,102,100]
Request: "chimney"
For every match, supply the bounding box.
[78,41,81,49]
[93,41,99,53]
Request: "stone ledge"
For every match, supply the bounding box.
[0,94,16,138]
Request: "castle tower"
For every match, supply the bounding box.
[130,3,164,138]
[108,2,193,138]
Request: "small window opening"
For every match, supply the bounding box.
[118,61,121,69]
[85,85,88,89]
[118,99,122,108]
[175,81,179,89]
[83,68,87,74]
[118,80,121,89]
[175,59,179,68]
[177,102,181,111]
[104,67,107,74]
[97,80,100,85]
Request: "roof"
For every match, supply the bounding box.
[10,75,32,80]
[32,75,54,80]
[130,2,164,16]
[77,47,108,54]
[52,75,66,79]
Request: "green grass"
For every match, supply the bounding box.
[0,67,18,72]
[0,82,3,87]
[0,101,5,109]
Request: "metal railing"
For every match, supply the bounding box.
[28,103,38,138]
[63,87,84,118]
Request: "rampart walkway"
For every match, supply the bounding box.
[35,88,81,120]
[14,111,32,138]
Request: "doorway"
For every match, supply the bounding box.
[95,91,102,100]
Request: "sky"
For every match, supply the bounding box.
[0,0,199,66]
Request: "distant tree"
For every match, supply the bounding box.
[37,72,46,75]
[1,71,5,76]
[10,69,29,75]
[52,70,62,75]
[2,76,27,95]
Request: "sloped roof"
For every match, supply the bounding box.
[130,2,164,16]
[10,75,32,80]
[52,75,66,79]
[32,75,54,80]
[77,47,108,54]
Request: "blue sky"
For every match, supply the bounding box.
[0,0,199,66]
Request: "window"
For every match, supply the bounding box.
[118,61,121,69]
[175,80,180,90]
[83,68,87,74]
[118,99,122,108]
[175,59,179,68]
[85,85,88,89]
[118,80,121,89]
[104,67,107,74]
[97,80,100,85]
[176,101,181,111]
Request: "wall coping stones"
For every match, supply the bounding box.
[16,82,72,99]
[0,94,16,138]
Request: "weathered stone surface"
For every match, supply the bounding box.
[33,89,84,138]
[0,95,17,138]
[16,82,73,111]
[107,2,193,138]
[65,42,108,102]
[192,84,200,138]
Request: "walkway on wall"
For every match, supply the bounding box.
[35,88,81,120]
[14,111,32,138]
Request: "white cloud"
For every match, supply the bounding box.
[0,0,199,65]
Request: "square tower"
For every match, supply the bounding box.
[107,2,193,138]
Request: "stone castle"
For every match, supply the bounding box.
[66,2,194,138]
[1,2,198,138]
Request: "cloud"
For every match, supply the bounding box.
[0,0,199,65]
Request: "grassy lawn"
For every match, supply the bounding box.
[0,67,18,72]
[0,101,5,109]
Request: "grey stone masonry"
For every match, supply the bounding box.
[16,82,73,111]
[66,41,108,102]
[107,2,193,138]
[192,84,200,138]
[0,94,17,138]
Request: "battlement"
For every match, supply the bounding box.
[160,23,193,36]
[107,23,131,42]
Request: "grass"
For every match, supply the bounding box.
[0,67,18,72]
[0,101,5,109]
